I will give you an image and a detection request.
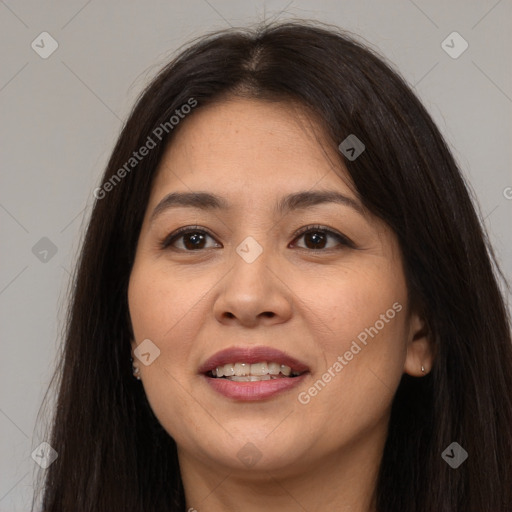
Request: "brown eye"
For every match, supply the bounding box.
[291,225,353,250]
[161,224,353,252]
[161,227,221,251]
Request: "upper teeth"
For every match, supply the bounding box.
[212,362,300,378]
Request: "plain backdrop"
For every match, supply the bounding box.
[1,1,511,510]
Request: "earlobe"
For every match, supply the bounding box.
[403,312,434,377]
[130,340,142,381]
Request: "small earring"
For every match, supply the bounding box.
[131,357,141,380]
[421,365,425,373]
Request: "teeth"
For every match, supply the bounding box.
[211,361,300,378]
[268,362,281,375]
[280,364,291,377]
[228,375,272,382]
[250,375,271,381]
[234,363,250,376]
[223,364,235,377]
[250,362,268,376]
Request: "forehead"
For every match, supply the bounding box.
[149,97,356,207]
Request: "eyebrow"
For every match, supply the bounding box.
[150,189,365,224]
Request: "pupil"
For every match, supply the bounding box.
[306,232,325,249]
[185,233,205,250]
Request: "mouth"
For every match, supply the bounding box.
[199,346,310,401]
[207,362,304,380]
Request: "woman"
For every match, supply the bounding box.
[35,19,512,512]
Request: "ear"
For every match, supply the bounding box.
[403,310,434,377]
[127,309,138,359]
[129,338,143,381]
[130,338,138,360]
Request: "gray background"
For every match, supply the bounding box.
[1,1,511,510]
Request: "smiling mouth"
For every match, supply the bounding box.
[207,361,305,381]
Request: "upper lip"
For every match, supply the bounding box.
[198,346,310,374]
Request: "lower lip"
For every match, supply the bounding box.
[203,373,308,401]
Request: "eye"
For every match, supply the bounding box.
[160,226,220,251]
[160,224,354,252]
[290,225,354,250]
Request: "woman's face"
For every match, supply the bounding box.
[128,97,430,477]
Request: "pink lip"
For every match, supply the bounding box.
[198,346,310,402]
[198,346,310,374]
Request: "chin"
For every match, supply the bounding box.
[186,427,310,473]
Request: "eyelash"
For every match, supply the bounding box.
[159,224,355,252]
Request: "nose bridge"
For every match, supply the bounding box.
[228,209,274,266]
[213,231,291,325]
[230,232,274,295]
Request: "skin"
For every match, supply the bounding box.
[128,97,433,512]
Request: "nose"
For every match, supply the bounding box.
[213,243,293,328]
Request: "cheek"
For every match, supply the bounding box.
[304,267,407,353]
[128,264,205,347]
[127,264,202,424]
[297,269,408,413]
[275,268,409,458]
[128,266,205,439]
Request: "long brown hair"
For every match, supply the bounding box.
[35,19,512,511]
